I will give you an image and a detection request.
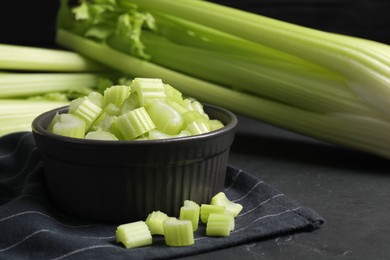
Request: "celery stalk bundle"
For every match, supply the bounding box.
[54,0,390,159]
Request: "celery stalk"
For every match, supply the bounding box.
[0,99,68,136]
[55,29,390,159]
[179,200,200,231]
[0,43,106,72]
[145,210,169,235]
[0,73,99,99]
[206,213,235,237]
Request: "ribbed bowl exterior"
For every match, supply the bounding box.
[32,104,237,223]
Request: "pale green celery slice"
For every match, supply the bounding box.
[102,103,120,116]
[148,129,191,140]
[52,113,86,138]
[206,213,235,237]
[113,107,155,140]
[0,43,106,72]
[179,200,200,231]
[85,130,118,140]
[182,111,209,135]
[90,112,116,131]
[86,91,104,107]
[116,221,153,249]
[0,73,99,98]
[208,119,224,131]
[163,218,194,246]
[211,192,243,217]
[121,92,140,114]
[103,85,131,108]
[131,78,167,107]
[146,100,183,135]
[166,100,189,115]
[145,210,169,235]
[164,83,183,102]
[47,112,61,132]
[200,204,226,223]
[69,96,103,130]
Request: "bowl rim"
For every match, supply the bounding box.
[32,103,238,146]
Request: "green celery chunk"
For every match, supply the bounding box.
[121,93,140,114]
[146,100,183,135]
[179,200,200,231]
[132,78,167,107]
[103,85,131,108]
[148,129,191,140]
[200,204,226,223]
[163,218,194,246]
[69,96,102,130]
[211,192,243,217]
[116,221,153,249]
[87,91,104,107]
[145,210,169,235]
[182,111,210,135]
[208,119,224,131]
[90,112,116,131]
[206,213,235,237]
[52,113,86,138]
[113,107,155,140]
[85,130,118,140]
[164,83,183,102]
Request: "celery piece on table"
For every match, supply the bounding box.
[211,192,243,217]
[163,218,194,247]
[206,213,235,237]
[116,221,153,249]
[145,210,169,235]
[179,200,200,231]
[200,204,226,224]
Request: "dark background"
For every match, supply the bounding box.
[1,1,390,259]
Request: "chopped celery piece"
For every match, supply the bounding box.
[206,213,235,237]
[208,119,224,131]
[121,92,140,114]
[69,96,103,130]
[148,129,191,140]
[131,78,167,107]
[166,100,188,115]
[164,83,182,102]
[182,111,210,135]
[85,130,118,140]
[145,210,169,235]
[179,200,200,231]
[116,221,153,249]
[113,107,155,140]
[102,103,120,116]
[103,85,131,108]
[163,218,194,247]
[86,91,104,108]
[52,113,86,138]
[200,204,226,223]
[90,112,116,131]
[211,192,243,217]
[146,100,183,135]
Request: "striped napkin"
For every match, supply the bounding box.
[0,132,323,259]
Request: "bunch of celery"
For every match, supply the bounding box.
[54,0,390,159]
[0,43,111,135]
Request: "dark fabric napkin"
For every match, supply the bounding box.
[0,132,324,259]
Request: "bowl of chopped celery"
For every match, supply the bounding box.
[32,78,237,223]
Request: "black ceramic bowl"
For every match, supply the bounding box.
[32,104,237,223]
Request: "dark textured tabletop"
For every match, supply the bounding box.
[1,1,390,259]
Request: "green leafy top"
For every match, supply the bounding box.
[57,0,156,59]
